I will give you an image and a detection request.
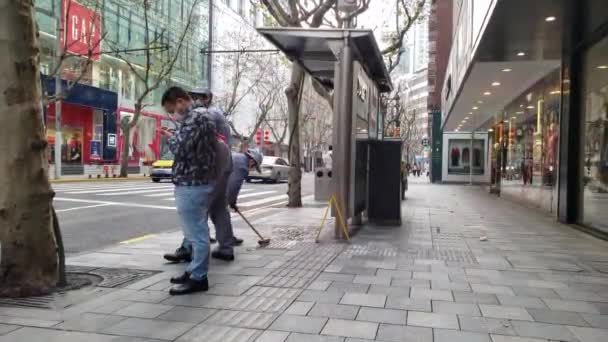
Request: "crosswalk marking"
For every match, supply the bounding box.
[144,191,175,197]
[235,191,277,199]
[67,185,173,194]
[239,194,288,207]
[98,188,175,196]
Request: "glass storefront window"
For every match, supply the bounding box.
[581,36,608,233]
[492,70,561,212]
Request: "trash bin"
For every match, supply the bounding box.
[314,168,332,201]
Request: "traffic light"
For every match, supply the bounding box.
[264,130,270,145]
[256,129,262,145]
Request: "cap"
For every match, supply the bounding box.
[189,88,212,97]
[245,149,263,173]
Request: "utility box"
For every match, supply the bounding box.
[314,168,332,201]
[368,140,402,226]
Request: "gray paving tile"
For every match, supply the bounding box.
[353,275,391,286]
[286,332,345,342]
[340,293,386,308]
[318,273,356,283]
[0,315,60,328]
[527,308,589,326]
[103,318,195,340]
[556,289,608,302]
[391,278,431,288]
[54,313,124,333]
[433,301,481,316]
[176,323,259,342]
[458,316,517,335]
[270,314,328,334]
[407,311,459,329]
[308,280,332,291]
[567,326,608,342]
[479,305,533,321]
[413,272,450,281]
[376,323,433,342]
[376,269,412,280]
[321,319,378,339]
[125,290,171,304]
[114,302,174,319]
[356,307,407,325]
[88,300,134,314]
[0,324,19,336]
[453,291,500,304]
[512,287,559,298]
[285,302,314,316]
[496,295,547,309]
[328,282,370,294]
[254,330,289,342]
[308,303,360,320]
[341,266,379,276]
[385,296,431,312]
[433,329,491,342]
[363,260,397,270]
[490,335,549,342]
[431,280,472,292]
[472,284,515,296]
[543,298,601,314]
[581,313,608,328]
[410,288,453,301]
[367,285,410,297]
[0,327,162,342]
[298,290,344,304]
[205,310,275,329]
[511,321,578,342]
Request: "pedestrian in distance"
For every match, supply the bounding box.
[160,86,218,295]
[400,161,409,200]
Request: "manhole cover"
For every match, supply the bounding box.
[88,268,160,288]
[271,225,318,243]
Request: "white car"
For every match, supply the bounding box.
[246,156,290,183]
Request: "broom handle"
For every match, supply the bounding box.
[235,209,266,240]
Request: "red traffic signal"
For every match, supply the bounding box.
[256,129,262,145]
[264,130,270,145]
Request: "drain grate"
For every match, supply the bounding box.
[88,267,160,288]
[0,267,160,310]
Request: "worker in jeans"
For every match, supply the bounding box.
[160,87,217,295]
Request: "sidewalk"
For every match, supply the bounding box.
[0,182,607,341]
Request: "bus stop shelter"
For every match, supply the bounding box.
[257,28,397,237]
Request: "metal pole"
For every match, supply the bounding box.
[54,0,63,179]
[207,0,214,88]
[334,33,354,239]
[469,129,474,185]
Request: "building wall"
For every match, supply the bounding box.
[428,0,453,112]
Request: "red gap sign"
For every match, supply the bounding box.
[61,0,102,61]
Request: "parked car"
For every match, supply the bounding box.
[150,152,174,182]
[246,156,289,183]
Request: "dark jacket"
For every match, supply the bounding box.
[227,152,250,205]
[168,108,217,185]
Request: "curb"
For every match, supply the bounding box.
[50,176,150,184]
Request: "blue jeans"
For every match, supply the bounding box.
[175,184,214,281]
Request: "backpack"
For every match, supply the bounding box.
[191,112,218,182]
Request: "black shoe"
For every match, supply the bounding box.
[163,247,192,263]
[169,277,209,295]
[211,250,235,261]
[170,272,190,285]
[234,237,244,246]
[210,237,217,244]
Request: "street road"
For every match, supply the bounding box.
[52,174,314,255]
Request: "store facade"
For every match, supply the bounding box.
[442,0,608,236]
[35,0,209,174]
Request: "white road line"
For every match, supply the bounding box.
[145,191,175,197]
[98,188,175,196]
[239,194,288,207]
[55,204,113,213]
[55,197,176,210]
[67,186,172,194]
[53,183,149,191]
[236,191,277,199]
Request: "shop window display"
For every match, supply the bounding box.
[581,36,608,233]
[494,70,561,212]
[448,139,484,175]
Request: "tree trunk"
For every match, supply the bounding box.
[119,122,130,178]
[286,64,305,207]
[52,206,66,287]
[0,0,58,297]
